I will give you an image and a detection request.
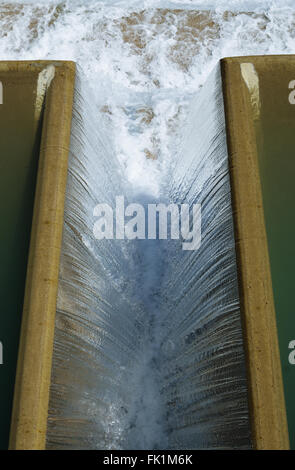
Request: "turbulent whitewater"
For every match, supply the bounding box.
[1,0,295,449]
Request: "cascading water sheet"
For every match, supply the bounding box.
[159,66,251,449]
[46,73,149,449]
[46,64,251,450]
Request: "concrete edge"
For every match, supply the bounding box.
[221,57,289,450]
[8,61,76,450]
[0,60,76,73]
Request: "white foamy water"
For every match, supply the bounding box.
[2,0,294,449]
[1,0,295,196]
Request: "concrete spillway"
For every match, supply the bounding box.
[0,57,293,450]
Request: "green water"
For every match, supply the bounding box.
[0,70,42,449]
[253,59,295,449]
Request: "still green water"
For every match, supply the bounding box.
[0,70,42,449]
[253,59,295,449]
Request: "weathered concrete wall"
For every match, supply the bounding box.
[222,55,294,450]
[0,61,75,450]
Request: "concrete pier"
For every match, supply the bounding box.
[0,61,76,450]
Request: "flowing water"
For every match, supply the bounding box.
[1,0,295,449]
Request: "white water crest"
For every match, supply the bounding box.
[1,1,295,196]
[1,0,294,449]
